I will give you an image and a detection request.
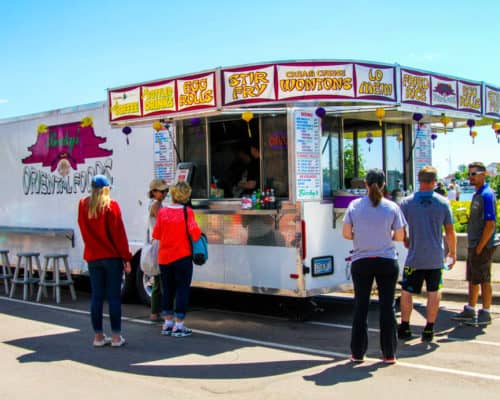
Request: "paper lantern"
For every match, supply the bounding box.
[366,132,373,152]
[315,107,326,119]
[431,133,438,148]
[375,108,385,127]
[440,115,451,131]
[152,121,163,132]
[470,130,477,144]
[122,126,132,145]
[242,111,254,138]
[492,122,500,143]
[466,119,476,138]
[397,133,403,148]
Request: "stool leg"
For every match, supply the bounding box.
[54,258,61,304]
[9,256,21,298]
[1,254,9,295]
[63,256,77,301]
[23,257,31,301]
[36,257,49,302]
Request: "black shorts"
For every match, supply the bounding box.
[466,247,495,284]
[401,267,443,294]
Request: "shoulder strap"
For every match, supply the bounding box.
[183,205,193,253]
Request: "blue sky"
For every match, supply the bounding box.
[1,0,499,174]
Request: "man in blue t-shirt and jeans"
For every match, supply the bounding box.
[452,162,498,326]
[399,166,457,341]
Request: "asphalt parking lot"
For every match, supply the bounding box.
[1,285,500,400]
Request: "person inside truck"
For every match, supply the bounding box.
[236,140,260,196]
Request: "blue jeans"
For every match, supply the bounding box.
[88,258,123,334]
[159,256,193,319]
[351,258,399,359]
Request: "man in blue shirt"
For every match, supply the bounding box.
[452,162,498,326]
[398,166,457,341]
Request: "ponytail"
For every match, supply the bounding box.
[368,182,383,207]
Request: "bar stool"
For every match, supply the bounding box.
[9,252,41,300]
[37,254,77,304]
[0,250,13,295]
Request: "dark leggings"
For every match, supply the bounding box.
[159,256,193,320]
[351,257,399,359]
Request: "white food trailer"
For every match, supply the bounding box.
[1,59,498,303]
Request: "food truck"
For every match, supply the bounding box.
[1,59,499,303]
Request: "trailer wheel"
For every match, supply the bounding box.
[121,252,140,302]
[135,268,153,306]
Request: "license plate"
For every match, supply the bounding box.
[311,256,334,277]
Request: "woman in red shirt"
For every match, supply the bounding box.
[78,175,132,347]
[153,181,201,337]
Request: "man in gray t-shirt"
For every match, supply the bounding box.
[398,166,457,342]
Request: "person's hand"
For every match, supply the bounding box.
[403,237,410,249]
[475,246,483,256]
[446,253,456,269]
[123,261,131,274]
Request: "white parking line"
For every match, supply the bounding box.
[2,297,500,382]
[307,320,500,347]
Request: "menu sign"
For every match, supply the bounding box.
[355,64,396,101]
[277,63,354,100]
[401,69,431,106]
[431,75,457,109]
[109,87,141,121]
[142,81,176,116]
[177,72,216,112]
[295,110,321,201]
[223,65,275,105]
[485,85,500,118]
[153,125,176,184]
[413,124,432,191]
[458,81,482,114]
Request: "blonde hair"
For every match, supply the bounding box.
[88,186,111,218]
[170,181,192,204]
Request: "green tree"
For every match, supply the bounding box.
[343,144,366,179]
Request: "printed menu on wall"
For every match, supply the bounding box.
[295,110,321,201]
[413,123,432,191]
[153,125,176,184]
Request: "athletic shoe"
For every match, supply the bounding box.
[160,325,173,336]
[350,355,364,363]
[451,306,476,321]
[421,329,434,342]
[93,336,112,347]
[382,356,397,364]
[397,324,412,340]
[465,309,492,327]
[111,336,126,347]
[172,326,192,337]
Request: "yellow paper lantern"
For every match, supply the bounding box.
[375,108,385,127]
[81,116,93,127]
[241,111,254,137]
[37,124,48,134]
[440,115,451,128]
[470,130,478,144]
[492,122,500,131]
[152,121,163,132]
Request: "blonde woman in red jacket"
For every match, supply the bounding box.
[78,175,132,347]
[153,181,201,337]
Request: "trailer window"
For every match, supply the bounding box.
[181,119,208,199]
[261,115,288,197]
[321,117,340,197]
[385,124,404,193]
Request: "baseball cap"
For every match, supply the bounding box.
[149,178,168,191]
[91,174,111,189]
[365,169,385,186]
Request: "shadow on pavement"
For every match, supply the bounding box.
[1,298,333,380]
[303,360,389,386]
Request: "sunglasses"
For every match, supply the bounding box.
[468,171,485,177]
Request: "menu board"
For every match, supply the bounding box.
[295,110,321,200]
[413,123,432,191]
[153,125,176,184]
